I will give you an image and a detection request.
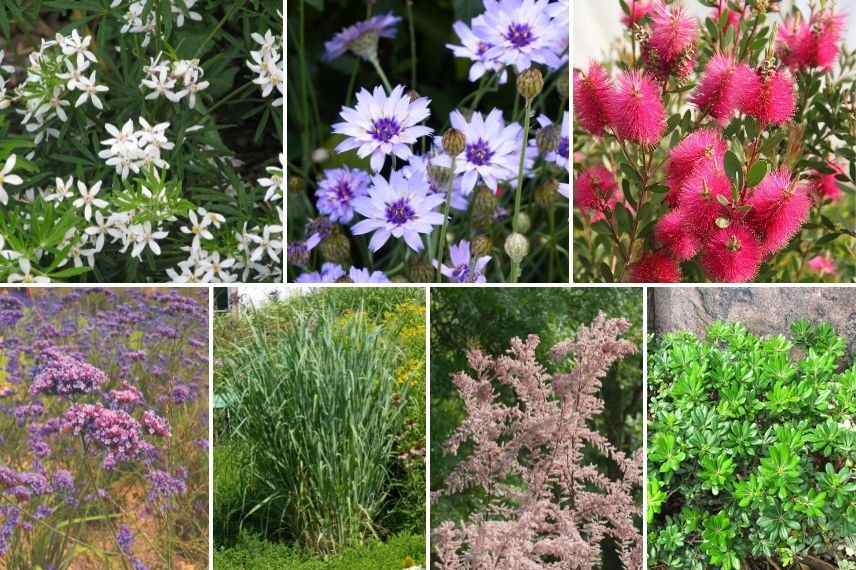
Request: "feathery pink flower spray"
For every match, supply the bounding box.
[607,69,666,145]
[649,1,698,63]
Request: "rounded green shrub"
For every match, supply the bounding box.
[648,320,856,569]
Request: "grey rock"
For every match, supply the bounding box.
[650,287,856,355]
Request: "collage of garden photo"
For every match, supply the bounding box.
[1,0,855,569]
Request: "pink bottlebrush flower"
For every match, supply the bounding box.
[691,52,754,124]
[666,129,727,201]
[678,167,733,228]
[807,254,837,276]
[607,69,666,145]
[714,5,743,31]
[627,250,682,282]
[649,1,699,64]
[574,165,620,213]
[700,222,762,282]
[812,10,846,70]
[622,0,655,28]
[740,68,796,125]
[573,63,614,137]
[809,161,843,202]
[777,17,814,70]
[746,168,811,255]
[655,208,700,261]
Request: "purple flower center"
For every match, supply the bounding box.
[369,117,401,143]
[384,198,415,226]
[466,139,494,166]
[452,263,472,282]
[505,23,534,48]
[558,137,569,160]
[476,41,492,57]
[334,181,353,202]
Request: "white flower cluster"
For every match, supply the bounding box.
[142,54,209,108]
[99,118,174,180]
[247,30,284,107]
[16,31,109,144]
[111,0,202,47]
[258,153,285,203]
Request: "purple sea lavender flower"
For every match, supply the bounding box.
[141,410,171,438]
[29,348,107,397]
[170,383,196,404]
[446,19,508,84]
[351,169,444,252]
[316,167,371,223]
[0,506,20,556]
[0,295,23,327]
[475,0,566,71]
[323,12,401,62]
[146,469,187,510]
[332,85,432,172]
[61,403,147,469]
[441,109,528,195]
[107,383,145,410]
[436,240,492,283]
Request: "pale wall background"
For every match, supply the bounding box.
[574,1,856,67]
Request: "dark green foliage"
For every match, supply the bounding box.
[648,320,856,569]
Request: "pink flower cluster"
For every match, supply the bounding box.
[573,1,846,283]
[434,314,641,568]
[29,348,108,397]
[61,403,155,469]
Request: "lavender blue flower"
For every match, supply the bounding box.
[351,169,444,252]
[446,20,508,84]
[332,85,432,172]
[146,469,187,510]
[0,506,20,556]
[436,240,492,283]
[295,262,346,283]
[61,403,147,469]
[476,0,566,71]
[316,167,371,223]
[323,12,401,62]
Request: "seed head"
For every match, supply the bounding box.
[504,232,529,262]
[470,186,498,229]
[319,226,351,264]
[470,234,493,257]
[516,67,544,100]
[442,128,466,157]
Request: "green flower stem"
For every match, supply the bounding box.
[434,155,456,282]
[512,98,533,233]
[406,0,417,89]
[508,97,533,283]
[369,57,393,93]
[344,61,360,106]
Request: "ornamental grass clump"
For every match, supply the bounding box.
[433,313,642,569]
[225,307,407,553]
[574,0,856,283]
[0,288,209,569]
[648,320,856,569]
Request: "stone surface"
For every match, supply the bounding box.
[650,287,856,354]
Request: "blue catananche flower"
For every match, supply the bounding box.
[475,0,566,71]
[323,12,401,62]
[316,167,371,224]
[436,240,491,283]
[351,169,444,252]
[446,20,509,84]
[295,262,390,283]
[332,85,432,173]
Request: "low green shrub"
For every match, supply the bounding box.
[213,531,425,570]
[648,320,856,569]
[222,307,408,553]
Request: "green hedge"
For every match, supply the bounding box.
[214,532,425,570]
